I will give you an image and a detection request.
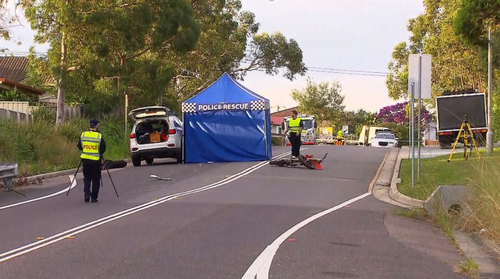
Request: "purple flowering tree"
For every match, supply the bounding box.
[376,102,433,125]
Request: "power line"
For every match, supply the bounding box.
[240,58,389,77]
[2,51,390,77]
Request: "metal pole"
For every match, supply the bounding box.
[411,82,415,187]
[487,27,494,153]
[124,93,128,141]
[418,56,422,181]
[181,111,185,164]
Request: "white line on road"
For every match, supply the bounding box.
[0,149,306,263]
[241,192,372,279]
[0,175,78,211]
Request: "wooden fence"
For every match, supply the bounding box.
[0,108,33,123]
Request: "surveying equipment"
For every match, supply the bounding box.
[66,158,122,197]
[447,116,481,162]
[66,160,82,196]
[102,159,120,198]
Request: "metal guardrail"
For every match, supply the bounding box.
[0,163,18,190]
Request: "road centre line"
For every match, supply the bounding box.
[0,149,306,263]
[0,148,304,211]
[241,192,371,279]
[0,176,78,211]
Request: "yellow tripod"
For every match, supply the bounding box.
[447,120,481,162]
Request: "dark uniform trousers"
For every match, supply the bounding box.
[82,159,101,200]
[288,132,301,157]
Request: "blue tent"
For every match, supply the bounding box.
[181,72,272,163]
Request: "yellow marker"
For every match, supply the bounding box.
[174,197,179,200]
[225,175,230,178]
[153,198,158,201]
[37,237,44,240]
[67,236,75,239]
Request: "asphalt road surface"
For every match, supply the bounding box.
[0,145,471,279]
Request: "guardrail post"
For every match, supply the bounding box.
[0,163,18,190]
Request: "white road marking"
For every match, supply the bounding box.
[0,149,306,263]
[0,175,78,211]
[241,192,372,279]
[0,148,306,211]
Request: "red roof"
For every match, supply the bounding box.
[271,117,284,125]
[270,106,298,117]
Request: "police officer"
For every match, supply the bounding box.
[337,129,344,139]
[77,119,106,203]
[337,129,344,145]
[283,110,303,158]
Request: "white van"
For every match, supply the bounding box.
[356,126,393,146]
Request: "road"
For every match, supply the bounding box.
[0,145,471,279]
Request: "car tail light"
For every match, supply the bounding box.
[169,129,176,134]
[162,133,169,141]
[130,133,136,139]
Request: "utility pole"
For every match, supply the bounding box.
[487,27,494,153]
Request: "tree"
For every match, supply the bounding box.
[376,101,433,126]
[341,109,377,136]
[386,0,486,105]
[454,0,500,47]
[164,0,307,110]
[20,0,201,124]
[291,78,345,126]
[0,0,18,40]
[22,0,307,118]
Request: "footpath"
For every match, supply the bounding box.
[372,146,500,278]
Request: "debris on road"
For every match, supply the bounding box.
[149,174,174,181]
[269,153,328,170]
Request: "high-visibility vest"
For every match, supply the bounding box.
[338,130,343,137]
[289,117,302,133]
[80,131,102,161]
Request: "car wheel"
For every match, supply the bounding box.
[146,158,154,165]
[132,156,141,167]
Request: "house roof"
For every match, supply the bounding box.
[270,106,299,117]
[0,56,29,82]
[271,116,285,125]
[0,78,45,95]
[0,56,55,85]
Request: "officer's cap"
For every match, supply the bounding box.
[90,119,99,127]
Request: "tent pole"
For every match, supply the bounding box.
[265,108,269,158]
[181,112,185,164]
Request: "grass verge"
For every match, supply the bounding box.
[397,147,500,243]
[455,258,480,279]
[398,148,500,200]
[0,116,130,182]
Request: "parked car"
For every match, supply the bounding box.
[128,106,183,166]
[371,132,399,148]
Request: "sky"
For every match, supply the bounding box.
[0,0,426,114]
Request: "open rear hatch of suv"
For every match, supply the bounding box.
[129,106,170,121]
[129,106,174,145]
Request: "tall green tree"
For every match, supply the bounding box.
[19,0,201,123]
[164,0,307,112]
[386,0,486,105]
[454,0,500,47]
[291,78,345,127]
